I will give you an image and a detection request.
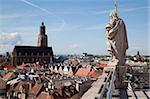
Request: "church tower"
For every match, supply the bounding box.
[37,22,48,47]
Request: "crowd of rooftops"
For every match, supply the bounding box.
[0,52,149,99]
[0,54,108,99]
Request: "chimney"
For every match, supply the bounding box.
[29,82,32,91]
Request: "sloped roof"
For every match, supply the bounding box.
[0,78,6,89]
[29,83,43,96]
[14,46,52,49]
[75,67,91,77]
[15,81,29,92]
[36,92,54,99]
[18,64,29,68]
[13,46,53,54]
[75,66,101,78]
[88,70,102,78]
[2,72,15,82]
[3,66,15,70]
[98,63,107,68]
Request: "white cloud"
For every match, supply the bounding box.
[0,32,22,54]
[69,44,80,48]
[0,32,22,45]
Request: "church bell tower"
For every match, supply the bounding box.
[37,22,48,47]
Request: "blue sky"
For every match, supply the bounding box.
[0,0,149,55]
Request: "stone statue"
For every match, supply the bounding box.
[105,10,128,66]
[105,10,129,88]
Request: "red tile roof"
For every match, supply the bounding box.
[33,63,41,67]
[36,92,54,99]
[18,64,29,67]
[29,83,43,96]
[40,66,44,70]
[88,70,102,78]
[98,63,107,68]
[75,67,91,77]
[3,66,15,70]
[18,63,41,68]
[2,72,15,81]
[75,66,101,78]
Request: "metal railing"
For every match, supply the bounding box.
[106,71,116,99]
[98,69,116,99]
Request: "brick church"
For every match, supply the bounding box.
[12,22,54,65]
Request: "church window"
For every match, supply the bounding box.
[19,52,21,56]
[20,58,22,62]
[32,58,34,62]
[37,52,39,56]
[36,58,38,61]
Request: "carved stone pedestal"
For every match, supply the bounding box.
[115,66,128,89]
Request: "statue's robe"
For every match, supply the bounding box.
[107,18,128,66]
[106,18,129,88]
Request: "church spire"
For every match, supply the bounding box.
[37,22,48,47]
[40,22,45,35]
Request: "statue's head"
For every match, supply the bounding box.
[109,10,118,21]
[105,23,112,31]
